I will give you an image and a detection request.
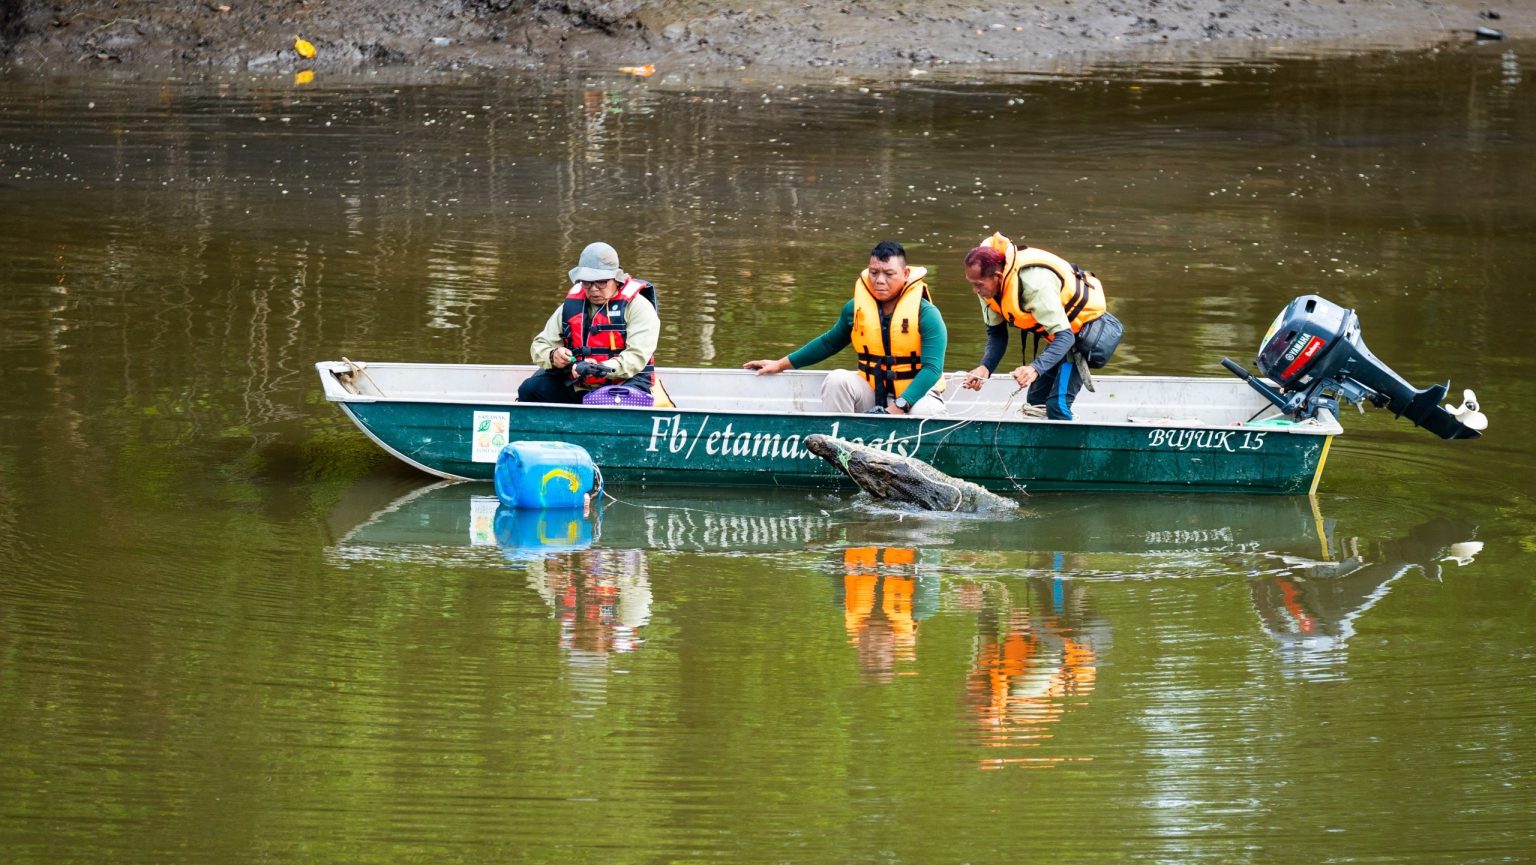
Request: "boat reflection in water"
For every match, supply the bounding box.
[325,476,1482,724]
[324,476,842,564]
[1248,516,1482,680]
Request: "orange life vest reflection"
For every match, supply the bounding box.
[961,581,1099,768]
[840,547,933,683]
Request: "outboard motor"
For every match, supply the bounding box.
[1221,295,1486,440]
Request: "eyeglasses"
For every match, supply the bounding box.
[579,279,617,290]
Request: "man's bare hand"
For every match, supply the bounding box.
[1011,365,1039,389]
[742,358,790,376]
[962,365,991,391]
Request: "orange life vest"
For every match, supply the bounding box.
[850,267,944,400]
[979,232,1106,338]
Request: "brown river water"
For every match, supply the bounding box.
[2,45,1534,863]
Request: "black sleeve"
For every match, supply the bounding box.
[979,322,1009,374]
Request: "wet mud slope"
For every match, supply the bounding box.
[2,0,1526,73]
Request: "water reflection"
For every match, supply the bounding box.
[494,503,597,555]
[521,548,652,715]
[323,477,1492,769]
[325,478,843,562]
[827,541,1107,766]
[328,474,1346,573]
[1249,516,1483,679]
[958,576,1105,769]
[833,547,939,683]
[328,481,647,714]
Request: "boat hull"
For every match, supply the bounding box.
[332,382,1333,494]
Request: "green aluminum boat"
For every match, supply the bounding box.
[316,361,1342,495]
[318,295,1491,495]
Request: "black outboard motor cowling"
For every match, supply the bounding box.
[1221,295,1482,440]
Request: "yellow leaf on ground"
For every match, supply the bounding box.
[294,36,317,59]
[618,64,655,77]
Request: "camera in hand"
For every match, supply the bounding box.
[573,360,614,379]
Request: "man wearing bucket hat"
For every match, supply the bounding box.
[518,241,661,404]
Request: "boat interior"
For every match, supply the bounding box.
[318,361,1339,431]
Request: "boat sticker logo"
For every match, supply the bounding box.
[471,410,511,462]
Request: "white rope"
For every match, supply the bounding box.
[340,356,386,397]
[853,373,1033,499]
[992,386,1032,495]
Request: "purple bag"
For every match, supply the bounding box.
[582,384,655,407]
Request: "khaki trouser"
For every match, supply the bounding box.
[820,369,946,416]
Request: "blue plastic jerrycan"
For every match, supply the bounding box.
[493,440,599,509]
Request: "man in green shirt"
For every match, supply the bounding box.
[743,241,948,416]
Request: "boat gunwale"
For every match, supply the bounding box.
[316,361,1345,438]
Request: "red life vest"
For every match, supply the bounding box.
[561,278,656,389]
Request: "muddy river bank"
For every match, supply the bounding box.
[2,0,1527,74]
